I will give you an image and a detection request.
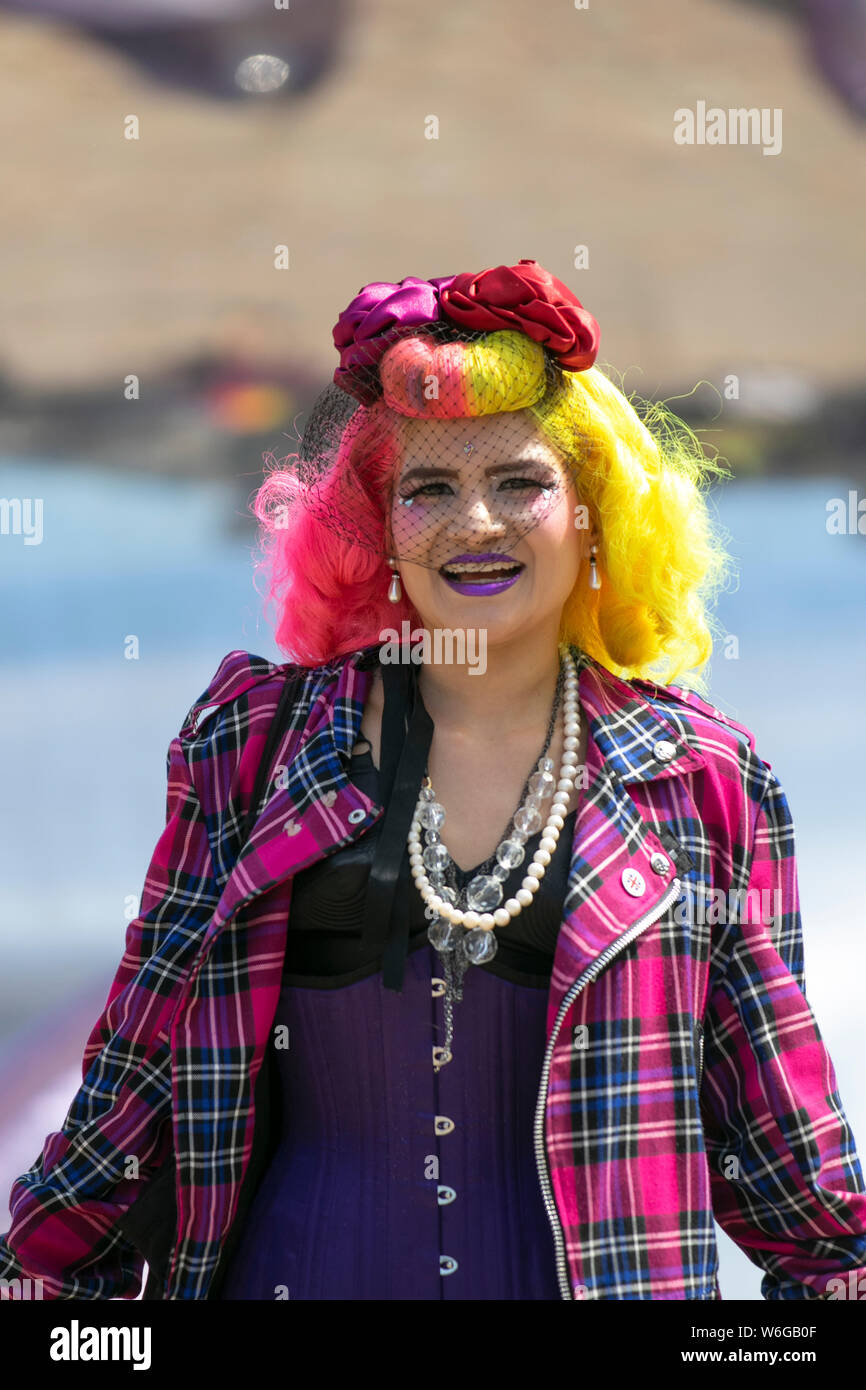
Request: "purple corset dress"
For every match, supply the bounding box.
[217,744,574,1300]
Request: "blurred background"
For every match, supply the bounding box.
[1,0,865,1301]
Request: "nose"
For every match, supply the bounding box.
[446,490,507,540]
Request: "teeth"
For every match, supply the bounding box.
[442,561,521,574]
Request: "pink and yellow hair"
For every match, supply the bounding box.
[251,330,733,694]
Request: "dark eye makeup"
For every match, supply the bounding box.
[397,471,558,503]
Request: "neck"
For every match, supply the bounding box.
[413,623,569,738]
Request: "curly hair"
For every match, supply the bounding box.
[251,330,734,694]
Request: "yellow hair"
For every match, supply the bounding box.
[465,331,733,694]
[377,328,734,694]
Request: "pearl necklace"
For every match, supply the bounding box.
[408,647,580,976]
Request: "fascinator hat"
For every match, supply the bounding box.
[290,258,602,578]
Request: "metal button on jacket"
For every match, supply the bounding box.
[653,740,677,763]
[347,808,366,824]
[437,1185,456,1205]
[649,852,670,875]
[434,1115,455,1136]
[440,1255,459,1275]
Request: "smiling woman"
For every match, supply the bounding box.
[252,288,732,692]
[3,260,864,1304]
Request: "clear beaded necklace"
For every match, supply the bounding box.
[408,647,580,1067]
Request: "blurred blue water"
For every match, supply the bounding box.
[1,456,864,1300]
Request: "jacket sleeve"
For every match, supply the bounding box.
[700,763,866,1299]
[0,733,221,1300]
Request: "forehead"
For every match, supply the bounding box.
[397,409,562,466]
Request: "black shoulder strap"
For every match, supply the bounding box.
[239,669,305,845]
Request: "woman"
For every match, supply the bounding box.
[1,259,864,1301]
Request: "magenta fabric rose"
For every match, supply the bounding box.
[332,274,456,404]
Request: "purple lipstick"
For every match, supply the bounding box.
[438,551,525,597]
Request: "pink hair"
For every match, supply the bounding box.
[251,397,422,666]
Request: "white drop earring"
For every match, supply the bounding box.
[588,544,601,590]
[387,557,402,603]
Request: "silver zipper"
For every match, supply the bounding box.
[697,1021,705,1092]
[534,875,682,1301]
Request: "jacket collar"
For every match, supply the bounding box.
[324,642,705,783]
[206,644,704,996]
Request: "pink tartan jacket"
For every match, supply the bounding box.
[2,643,865,1300]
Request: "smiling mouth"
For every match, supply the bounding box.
[439,560,524,582]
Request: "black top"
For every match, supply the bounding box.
[282,742,577,990]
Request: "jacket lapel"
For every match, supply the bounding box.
[546,651,705,1018]
[209,654,385,934]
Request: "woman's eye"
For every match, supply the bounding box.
[399,476,549,502]
[500,477,549,492]
[400,480,452,500]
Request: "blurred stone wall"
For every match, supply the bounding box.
[1,0,863,396]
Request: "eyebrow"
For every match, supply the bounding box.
[399,456,557,485]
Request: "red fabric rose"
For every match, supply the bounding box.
[438,258,599,371]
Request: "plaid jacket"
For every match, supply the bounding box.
[2,643,865,1301]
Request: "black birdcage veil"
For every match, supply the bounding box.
[288,320,588,577]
